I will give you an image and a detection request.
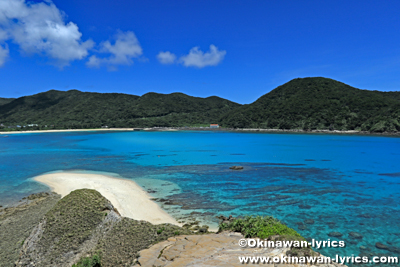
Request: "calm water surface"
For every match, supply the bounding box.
[0,131,399,262]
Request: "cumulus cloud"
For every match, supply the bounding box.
[0,43,9,67]
[179,45,226,68]
[157,51,176,64]
[86,55,101,68]
[0,28,9,66]
[86,31,143,70]
[0,0,94,67]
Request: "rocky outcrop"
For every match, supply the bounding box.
[14,189,194,267]
[0,192,60,267]
[137,231,347,267]
[9,189,353,267]
[217,214,236,225]
[16,189,121,267]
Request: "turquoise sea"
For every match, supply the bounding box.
[1,130,399,262]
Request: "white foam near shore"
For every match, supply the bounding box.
[33,171,181,226]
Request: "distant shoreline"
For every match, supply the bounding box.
[1,127,400,136]
[0,128,133,134]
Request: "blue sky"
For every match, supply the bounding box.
[0,0,399,104]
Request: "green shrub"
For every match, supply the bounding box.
[72,253,101,267]
[219,216,304,240]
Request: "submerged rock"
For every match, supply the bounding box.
[298,224,307,230]
[328,232,343,238]
[305,219,315,224]
[375,242,389,250]
[229,166,244,170]
[349,232,363,239]
[298,204,312,209]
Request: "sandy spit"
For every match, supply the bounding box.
[33,172,180,226]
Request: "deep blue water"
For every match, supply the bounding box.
[1,130,399,262]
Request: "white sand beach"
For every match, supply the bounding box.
[0,128,134,135]
[33,172,180,226]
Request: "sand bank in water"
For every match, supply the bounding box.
[34,172,180,226]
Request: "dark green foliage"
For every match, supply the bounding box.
[0,90,239,128]
[72,254,101,267]
[0,97,15,106]
[2,77,400,132]
[219,215,303,240]
[219,77,400,132]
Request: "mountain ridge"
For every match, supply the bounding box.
[219,77,400,132]
[1,77,400,132]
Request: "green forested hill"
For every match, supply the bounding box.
[0,90,240,128]
[1,77,400,132]
[219,77,400,132]
[0,97,15,106]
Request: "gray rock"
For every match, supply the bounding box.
[375,242,389,250]
[349,232,363,239]
[298,225,307,230]
[229,166,244,170]
[305,219,315,224]
[328,232,343,238]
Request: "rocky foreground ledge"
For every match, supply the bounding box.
[1,189,348,267]
[137,232,348,267]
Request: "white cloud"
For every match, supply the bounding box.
[179,45,226,68]
[0,43,9,67]
[87,31,143,69]
[0,0,93,67]
[157,51,176,64]
[0,28,9,66]
[86,55,101,68]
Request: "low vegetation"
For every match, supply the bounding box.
[219,216,318,258]
[0,192,61,267]
[41,189,110,261]
[219,215,303,240]
[15,189,195,267]
[72,253,101,267]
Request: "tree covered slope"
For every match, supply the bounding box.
[0,90,240,128]
[0,97,15,106]
[219,77,400,132]
[1,77,400,132]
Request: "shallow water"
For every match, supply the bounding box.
[0,130,399,263]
